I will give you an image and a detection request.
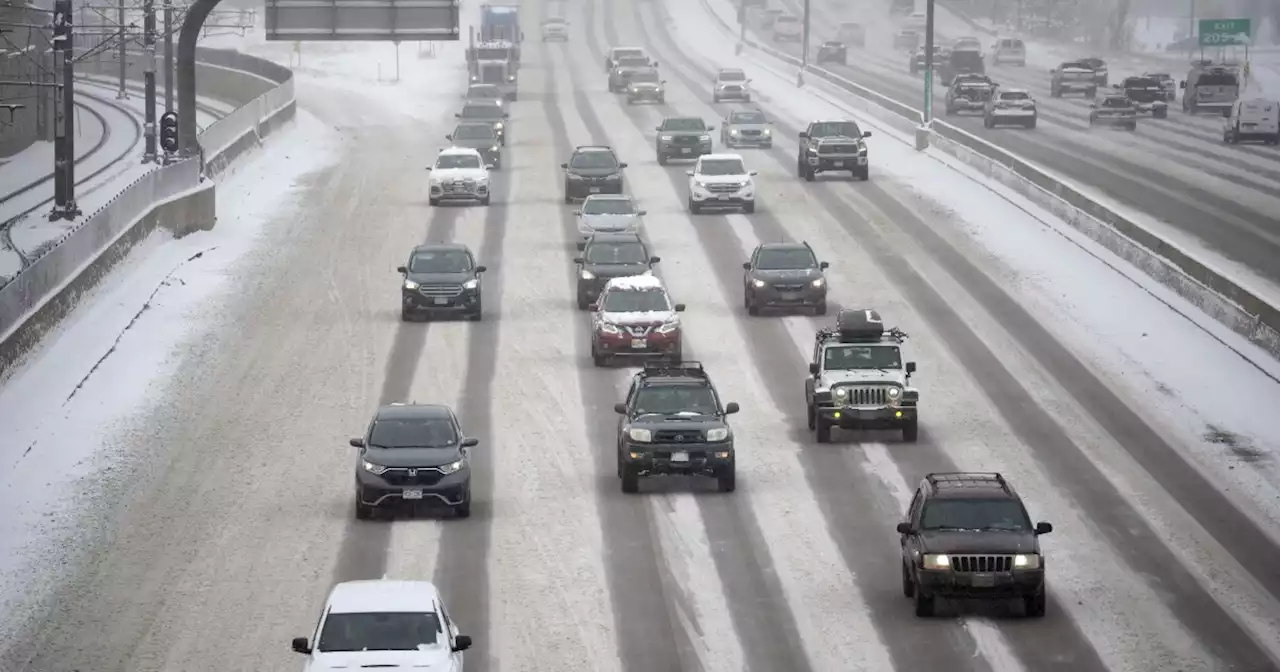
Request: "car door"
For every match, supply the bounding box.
[901,487,924,565]
[744,245,760,291]
[440,603,464,670]
[618,377,640,445]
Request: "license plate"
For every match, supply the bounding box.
[681,148,691,154]
[433,298,449,306]
[671,452,689,462]
[971,573,995,587]
[403,490,424,500]
[717,194,731,200]
[589,186,601,193]
[780,292,800,300]
[832,161,844,167]
[631,338,646,348]
[1244,123,1256,128]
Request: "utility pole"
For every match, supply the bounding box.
[801,0,811,72]
[116,0,129,98]
[51,0,81,221]
[735,0,746,55]
[164,0,174,113]
[916,0,935,150]
[142,0,158,162]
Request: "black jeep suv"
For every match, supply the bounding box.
[897,472,1053,618]
[614,362,740,493]
[743,241,829,315]
[563,145,627,203]
[398,243,487,321]
[574,232,660,309]
[350,403,479,519]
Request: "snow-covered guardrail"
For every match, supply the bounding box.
[698,0,1280,360]
[0,49,297,379]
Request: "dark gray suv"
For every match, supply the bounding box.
[574,232,660,309]
[743,241,829,315]
[398,243,487,321]
[656,117,714,165]
[351,403,479,519]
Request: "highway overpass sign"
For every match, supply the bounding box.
[264,0,461,41]
[1198,19,1252,47]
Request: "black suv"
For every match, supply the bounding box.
[562,146,627,203]
[614,362,740,493]
[397,243,487,321]
[574,232,661,309]
[743,241,829,315]
[350,403,479,519]
[897,473,1053,618]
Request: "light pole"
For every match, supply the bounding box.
[916,0,935,150]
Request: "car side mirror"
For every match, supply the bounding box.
[655,125,663,131]
[808,362,819,375]
[613,403,628,414]
[445,134,453,140]
[349,437,365,448]
[686,170,694,176]
[674,303,686,312]
[798,131,808,138]
[708,125,716,130]
[424,166,432,171]
[896,522,913,535]
[573,210,582,215]
[724,402,740,414]
[652,61,659,67]
[572,256,584,264]
[396,265,407,274]
[638,210,648,216]
[1035,522,1053,535]
[292,637,311,654]
[819,261,829,269]
[649,256,661,263]
[454,113,461,117]
[661,80,667,84]
[748,170,758,176]
[504,112,510,118]
[560,162,568,169]
[1112,84,1119,89]
[742,261,752,269]
[475,265,487,273]
[863,131,872,137]
[905,361,917,373]
[461,437,479,448]
[619,162,628,168]
[1089,102,1097,108]
[452,635,473,652]
[589,302,599,311]
[1179,81,1186,88]
[1049,69,1057,74]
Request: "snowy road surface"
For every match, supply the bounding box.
[2,0,1280,670]
[758,0,1280,300]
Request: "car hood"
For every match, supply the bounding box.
[306,648,453,671]
[406,271,475,285]
[629,414,727,431]
[567,167,621,177]
[728,122,770,131]
[451,137,499,149]
[629,81,664,89]
[819,44,845,51]
[583,262,650,277]
[600,309,677,325]
[820,369,907,387]
[716,80,749,87]
[363,445,464,468]
[661,129,709,136]
[752,268,821,282]
[692,174,751,185]
[431,167,488,181]
[581,213,641,230]
[918,529,1038,554]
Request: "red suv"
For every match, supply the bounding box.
[589,275,686,366]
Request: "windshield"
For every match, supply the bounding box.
[617,57,649,68]
[920,498,1031,532]
[601,289,669,312]
[570,151,618,169]
[999,91,1030,101]
[756,247,816,270]
[454,124,495,140]
[409,250,473,273]
[460,105,502,120]
[1125,78,1159,88]
[719,70,746,81]
[583,198,637,215]
[809,121,862,137]
[316,612,442,652]
[1147,73,1170,81]
[823,345,901,370]
[662,118,706,132]
[369,417,458,448]
[1061,62,1090,70]
[633,386,719,416]
[630,71,660,83]
[731,111,767,124]
[697,158,745,176]
[1102,97,1130,108]
[950,51,982,66]
[476,48,509,59]
[585,242,648,263]
[435,154,481,169]
[1197,73,1238,86]
[614,49,643,59]
[467,86,499,98]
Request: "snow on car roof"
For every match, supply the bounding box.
[605,274,666,291]
[327,580,442,614]
[999,87,1030,94]
[701,152,745,161]
[439,146,483,156]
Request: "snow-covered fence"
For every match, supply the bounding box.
[0,50,297,380]
[697,0,1280,361]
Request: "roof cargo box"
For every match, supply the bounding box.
[836,308,884,341]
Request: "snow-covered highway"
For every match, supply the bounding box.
[2,0,1280,670]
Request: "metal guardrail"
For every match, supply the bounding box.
[701,0,1280,359]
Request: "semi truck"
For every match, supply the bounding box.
[481,4,521,43]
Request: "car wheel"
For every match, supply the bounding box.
[592,344,607,367]
[468,308,482,321]
[564,192,573,204]
[688,198,700,214]
[400,306,413,321]
[858,167,869,181]
[713,95,720,103]
[1026,119,1037,129]
[657,153,667,166]
[984,116,994,128]
[480,195,491,206]
[903,418,919,443]
[454,492,472,518]
[815,301,827,316]
[717,468,736,493]
[803,167,816,182]
[742,201,755,214]
[815,417,832,443]
[355,496,374,520]
[577,295,590,310]
[914,586,935,617]
[806,404,816,430]
[621,470,640,493]
[902,562,915,597]
[1025,589,1047,617]
[429,197,440,206]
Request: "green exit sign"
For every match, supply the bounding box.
[1199,18,1252,46]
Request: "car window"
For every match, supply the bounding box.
[719,70,746,81]
[755,247,816,270]
[617,57,649,68]
[615,48,644,59]
[467,86,499,98]
[662,118,707,131]
[822,345,901,370]
[633,386,718,416]
[919,498,1032,531]
[435,154,481,169]
[570,151,619,169]
[583,198,637,215]
[809,120,862,137]
[454,124,495,140]
[460,105,502,120]
[585,241,647,263]
[601,289,669,312]
[1102,97,1129,108]
[731,111,767,124]
[316,612,443,652]
[370,418,459,448]
[630,71,660,83]
[697,158,745,176]
[409,250,473,273]
[999,91,1030,101]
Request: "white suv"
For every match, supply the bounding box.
[292,580,473,671]
[686,153,757,215]
[991,37,1026,66]
[428,147,491,207]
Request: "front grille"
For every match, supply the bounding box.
[624,324,654,337]
[721,85,742,92]
[443,180,477,193]
[739,129,761,136]
[653,430,703,444]
[419,284,463,297]
[654,450,708,459]
[380,468,446,486]
[837,385,891,406]
[949,555,1013,572]
[706,183,741,193]
[673,135,701,145]
[772,283,806,291]
[819,143,858,154]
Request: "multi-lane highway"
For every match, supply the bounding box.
[3,0,1280,670]
[763,0,1280,290]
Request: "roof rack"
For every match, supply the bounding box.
[639,361,709,380]
[815,308,908,345]
[926,472,1008,489]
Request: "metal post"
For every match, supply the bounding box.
[923,0,935,126]
[801,0,811,70]
[142,0,158,161]
[736,0,746,55]
[116,0,129,98]
[164,0,174,113]
[51,0,80,220]
[395,41,401,81]
[178,0,223,159]
[1189,0,1195,41]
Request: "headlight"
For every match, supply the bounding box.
[730,129,740,135]
[494,122,504,130]
[580,269,595,280]
[887,387,900,398]
[404,280,420,290]
[363,460,389,475]
[700,134,711,142]
[656,319,679,333]
[810,278,825,288]
[605,174,621,180]
[751,279,765,288]
[1014,553,1041,569]
[923,554,951,570]
[438,458,466,474]
[507,75,515,81]
[470,75,478,82]
[834,387,847,398]
[628,427,652,442]
[706,428,729,442]
[599,322,621,334]
[762,128,771,136]
[661,134,673,141]
[694,180,710,189]
[490,145,499,152]
[462,278,479,289]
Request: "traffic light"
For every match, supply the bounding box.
[159,111,178,153]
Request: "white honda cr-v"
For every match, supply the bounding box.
[686,153,758,215]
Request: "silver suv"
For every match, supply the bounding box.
[575,194,645,246]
